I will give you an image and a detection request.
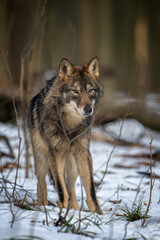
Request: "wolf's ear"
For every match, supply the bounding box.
[59,58,74,79]
[87,57,99,80]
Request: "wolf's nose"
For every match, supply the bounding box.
[84,106,92,114]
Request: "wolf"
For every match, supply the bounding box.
[28,57,103,215]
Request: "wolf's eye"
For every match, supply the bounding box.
[71,89,79,95]
[88,89,95,94]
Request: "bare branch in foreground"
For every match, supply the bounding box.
[0,45,22,199]
[0,135,15,159]
[141,138,154,227]
[96,117,125,190]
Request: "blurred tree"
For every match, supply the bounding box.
[7,0,37,84]
[147,0,160,93]
[134,14,149,99]
[0,0,160,124]
[112,0,135,93]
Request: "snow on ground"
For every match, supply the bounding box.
[0,119,160,240]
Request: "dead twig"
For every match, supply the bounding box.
[10,201,16,228]
[141,138,154,227]
[0,135,14,157]
[122,221,130,240]
[0,45,22,199]
[96,116,126,190]
[19,0,47,178]
[0,135,15,159]
[76,178,84,233]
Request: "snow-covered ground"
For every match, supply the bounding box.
[0,119,160,240]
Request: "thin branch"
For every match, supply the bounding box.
[19,0,47,178]
[122,221,130,240]
[10,202,15,228]
[96,116,126,190]
[141,138,154,227]
[0,45,22,198]
[76,178,84,233]
[0,135,15,159]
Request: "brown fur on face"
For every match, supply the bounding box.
[28,57,103,215]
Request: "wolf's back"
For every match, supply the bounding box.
[28,77,56,129]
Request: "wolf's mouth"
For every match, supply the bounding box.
[84,113,92,117]
[74,107,81,115]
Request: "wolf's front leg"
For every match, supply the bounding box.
[76,150,103,215]
[65,153,79,210]
[48,151,69,209]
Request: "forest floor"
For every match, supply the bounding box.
[0,119,160,240]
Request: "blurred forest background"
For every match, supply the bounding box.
[0,0,160,130]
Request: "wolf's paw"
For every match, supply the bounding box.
[37,199,48,206]
[96,207,104,215]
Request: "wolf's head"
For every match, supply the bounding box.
[57,57,103,119]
